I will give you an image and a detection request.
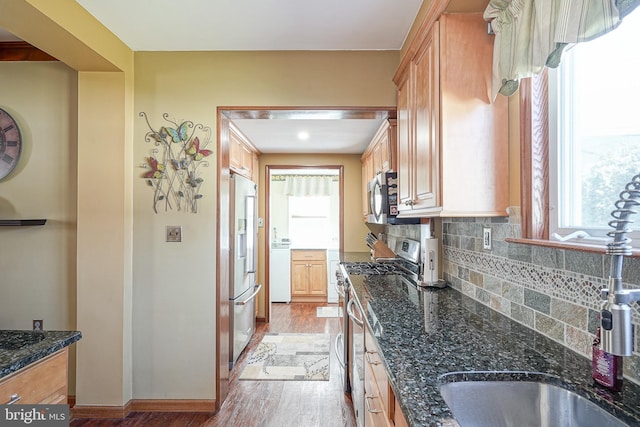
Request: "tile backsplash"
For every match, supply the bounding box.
[387,210,640,385]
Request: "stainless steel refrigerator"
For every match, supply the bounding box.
[229,173,261,369]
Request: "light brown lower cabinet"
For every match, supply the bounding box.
[0,347,68,405]
[290,250,327,302]
[365,326,408,427]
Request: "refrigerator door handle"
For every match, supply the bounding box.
[235,284,262,306]
[245,195,257,274]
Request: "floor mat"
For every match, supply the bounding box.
[238,333,330,381]
[316,306,343,318]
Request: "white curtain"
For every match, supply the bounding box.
[283,175,334,197]
[484,0,640,99]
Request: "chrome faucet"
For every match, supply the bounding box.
[600,173,640,356]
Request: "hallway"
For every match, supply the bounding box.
[71,303,356,427]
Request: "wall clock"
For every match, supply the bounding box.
[0,108,22,180]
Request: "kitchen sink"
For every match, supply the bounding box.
[0,331,45,350]
[438,371,629,427]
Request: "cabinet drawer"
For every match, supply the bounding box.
[0,348,68,405]
[291,250,326,261]
[365,387,391,427]
[365,328,389,413]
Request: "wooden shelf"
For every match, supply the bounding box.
[0,219,47,226]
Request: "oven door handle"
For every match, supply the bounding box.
[333,332,345,368]
[334,280,345,299]
[347,298,364,327]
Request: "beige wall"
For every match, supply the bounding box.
[0,61,78,391]
[0,0,135,409]
[132,50,397,399]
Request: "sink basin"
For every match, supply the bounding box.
[439,372,629,427]
[0,331,45,350]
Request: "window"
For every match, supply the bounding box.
[548,9,640,246]
[288,196,331,248]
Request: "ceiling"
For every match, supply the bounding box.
[234,117,387,155]
[2,0,426,154]
[75,0,423,51]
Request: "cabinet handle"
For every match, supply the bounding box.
[366,350,381,366]
[5,393,21,405]
[365,395,383,414]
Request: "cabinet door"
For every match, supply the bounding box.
[229,125,254,178]
[308,261,327,296]
[251,152,260,183]
[240,143,253,175]
[385,119,397,172]
[396,69,413,211]
[372,132,391,174]
[229,132,244,172]
[291,261,309,295]
[413,27,439,211]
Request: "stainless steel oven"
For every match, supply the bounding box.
[335,264,351,394]
[347,291,366,427]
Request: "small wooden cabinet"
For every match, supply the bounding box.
[291,250,327,302]
[0,348,68,405]
[394,13,508,218]
[229,121,260,182]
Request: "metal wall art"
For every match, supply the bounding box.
[140,112,213,213]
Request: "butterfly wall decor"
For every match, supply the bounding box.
[140,112,213,213]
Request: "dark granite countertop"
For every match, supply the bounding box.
[0,330,82,379]
[346,270,640,427]
[340,251,373,263]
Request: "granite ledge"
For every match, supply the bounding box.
[0,330,82,379]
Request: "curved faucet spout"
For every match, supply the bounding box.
[600,173,640,356]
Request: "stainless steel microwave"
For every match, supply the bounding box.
[367,172,419,225]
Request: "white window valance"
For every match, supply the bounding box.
[283,175,334,197]
[484,0,640,99]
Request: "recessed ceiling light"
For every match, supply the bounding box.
[297,131,309,140]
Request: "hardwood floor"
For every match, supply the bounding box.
[71,303,356,427]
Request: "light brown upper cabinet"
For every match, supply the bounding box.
[229,121,260,182]
[394,13,509,218]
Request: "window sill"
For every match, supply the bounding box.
[505,238,640,258]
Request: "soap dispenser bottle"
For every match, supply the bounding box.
[592,327,623,391]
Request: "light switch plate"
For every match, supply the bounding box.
[166,226,182,242]
[483,226,492,250]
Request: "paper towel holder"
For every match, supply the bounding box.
[419,237,448,289]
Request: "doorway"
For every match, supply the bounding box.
[216,106,392,406]
[266,166,343,322]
